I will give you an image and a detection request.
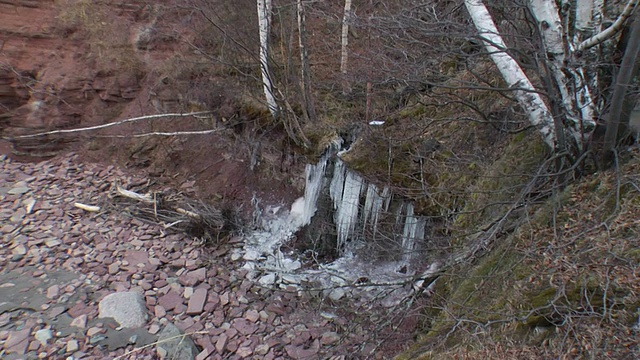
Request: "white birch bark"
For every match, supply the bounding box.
[340,0,352,94]
[297,0,317,122]
[575,0,596,31]
[257,0,278,119]
[529,0,596,141]
[464,0,556,148]
[577,0,639,51]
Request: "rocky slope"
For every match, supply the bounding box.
[1,152,411,359]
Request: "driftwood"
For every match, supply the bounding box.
[74,202,101,212]
[113,182,234,243]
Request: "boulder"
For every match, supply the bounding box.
[98,291,147,328]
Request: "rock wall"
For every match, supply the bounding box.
[0,1,175,156]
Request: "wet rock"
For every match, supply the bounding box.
[157,323,199,360]
[98,291,147,328]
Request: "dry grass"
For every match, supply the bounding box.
[401,149,640,359]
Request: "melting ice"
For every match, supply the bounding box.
[235,143,433,305]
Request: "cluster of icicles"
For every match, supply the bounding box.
[236,140,437,305]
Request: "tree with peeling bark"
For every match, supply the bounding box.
[464,0,639,160]
[340,0,353,95]
[297,0,317,123]
[257,0,279,120]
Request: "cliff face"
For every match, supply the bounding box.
[0,0,299,206]
[1,1,144,155]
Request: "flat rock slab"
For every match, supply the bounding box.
[98,291,148,328]
[0,267,81,315]
[157,323,199,360]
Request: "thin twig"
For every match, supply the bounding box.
[2,111,213,140]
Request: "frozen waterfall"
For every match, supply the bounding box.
[236,141,433,306]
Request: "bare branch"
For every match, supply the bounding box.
[3,112,213,140]
[577,0,640,51]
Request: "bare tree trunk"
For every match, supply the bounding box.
[297,0,317,122]
[257,0,279,119]
[340,0,352,95]
[529,0,596,147]
[464,0,557,148]
[602,11,640,165]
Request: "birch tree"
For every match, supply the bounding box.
[464,0,639,155]
[464,0,558,149]
[257,0,279,119]
[340,0,353,95]
[297,0,317,122]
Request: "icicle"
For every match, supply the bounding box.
[401,203,416,262]
[330,159,346,209]
[362,183,378,232]
[400,204,427,262]
[335,170,364,252]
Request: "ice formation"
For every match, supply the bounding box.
[236,140,433,305]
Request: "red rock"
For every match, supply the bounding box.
[243,309,260,323]
[174,303,187,314]
[46,285,60,299]
[215,333,228,354]
[139,281,152,291]
[187,288,208,315]
[236,346,253,358]
[219,292,229,306]
[28,340,40,351]
[108,262,119,275]
[196,348,211,360]
[158,291,183,311]
[265,303,286,315]
[285,340,320,360]
[4,328,31,355]
[154,305,166,318]
[124,250,149,267]
[225,327,238,339]
[179,267,207,286]
[48,306,66,318]
[154,279,168,288]
[225,339,239,353]
[211,310,225,327]
[70,314,88,328]
[232,319,258,336]
[67,302,89,318]
[177,317,196,331]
